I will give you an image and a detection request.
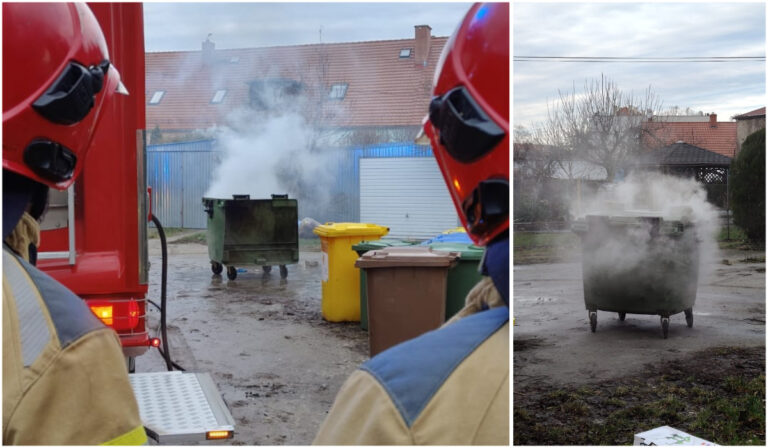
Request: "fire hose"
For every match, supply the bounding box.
[149,214,186,372]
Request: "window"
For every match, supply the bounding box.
[211,89,227,104]
[328,83,348,100]
[229,56,240,63]
[149,90,165,105]
[399,48,412,58]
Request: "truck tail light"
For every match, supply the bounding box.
[90,305,113,326]
[87,298,142,331]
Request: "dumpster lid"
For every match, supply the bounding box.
[313,222,389,238]
[428,242,484,260]
[355,246,459,268]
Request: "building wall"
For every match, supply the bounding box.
[736,117,766,154]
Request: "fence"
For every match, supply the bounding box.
[147,140,219,228]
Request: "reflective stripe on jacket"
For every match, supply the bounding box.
[313,306,509,445]
[2,248,147,445]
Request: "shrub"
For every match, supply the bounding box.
[730,128,765,243]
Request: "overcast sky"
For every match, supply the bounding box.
[514,2,766,130]
[143,2,472,51]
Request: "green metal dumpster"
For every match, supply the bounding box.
[573,212,699,338]
[428,242,485,320]
[202,194,299,280]
[352,239,417,330]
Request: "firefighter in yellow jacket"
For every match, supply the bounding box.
[2,3,146,445]
[314,3,510,444]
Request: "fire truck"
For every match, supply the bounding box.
[36,3,234,443]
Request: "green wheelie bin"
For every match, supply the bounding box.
[428,242,485,320]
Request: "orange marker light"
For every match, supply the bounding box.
[206,430,232,440]
[150,338,161,348]
[89,305,113,326]
[453,178,461,194]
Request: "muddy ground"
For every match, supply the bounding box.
[136,235,369,445]
[513,249,765,445]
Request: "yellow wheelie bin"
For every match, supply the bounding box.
[313,222,389,322]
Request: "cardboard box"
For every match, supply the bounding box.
[634,426,718,446]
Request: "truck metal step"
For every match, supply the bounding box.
[129,371,235,444]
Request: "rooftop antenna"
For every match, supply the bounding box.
[319,26,323,43]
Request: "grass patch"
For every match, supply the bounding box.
[718,224,765,251]
[514,231,580,265]
[148,227,187,239]
[514,346,765,446]
[169,231,206,245]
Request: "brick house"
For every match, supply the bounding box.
[145,26,447,145]
[644,113,738,158]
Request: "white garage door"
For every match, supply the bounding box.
[360,157,459,239]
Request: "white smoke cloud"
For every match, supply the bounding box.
[575,171,721,282]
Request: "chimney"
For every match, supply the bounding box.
[414,25,432,67]
[202,34,215,65]
[709,113,717,128]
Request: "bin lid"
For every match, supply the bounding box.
[428,242,484,260]
[313,222,389,238]
[352,239,416,251]
[441,227,467,234]
[419,232,473,245]
[355,246,459,269]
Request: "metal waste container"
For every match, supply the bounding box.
[356,246,458,356]
[313,223,389,322]
[573,213,699,338]
[352,239,417,330]
[428,242,485,320]
[202,194,299,280]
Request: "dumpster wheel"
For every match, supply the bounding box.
[684,308,693,328]
[227,266,237,281]
[211,261,223,275]
[262,265,272,274]
[661,316,670,339]
[279,265,288,279]
[618,312,626,321]
[589,311,597,333]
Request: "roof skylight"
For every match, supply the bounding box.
[328,83,348,100]
[149,90,165,105]
[399,48,412,58]
[211,89,227,104]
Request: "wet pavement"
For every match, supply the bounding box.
[513,249,765,387]
[136,240,368,445]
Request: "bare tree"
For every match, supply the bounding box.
[537,74,665,182]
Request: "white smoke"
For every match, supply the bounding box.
[575,171,721,279]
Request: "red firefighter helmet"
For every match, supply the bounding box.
[2,2,127,191]
[422,2,509,246]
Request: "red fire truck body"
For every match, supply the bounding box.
[37,3,151,358]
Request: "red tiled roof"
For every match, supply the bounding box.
[643,121,738,158]
[734,107,766,119]
[145,36,448,130]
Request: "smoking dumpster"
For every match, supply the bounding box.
[356,246,458,356]
[573,212,699,338]
[313,222,389,322]
[202,194,299,280]
[352,239,417,330]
